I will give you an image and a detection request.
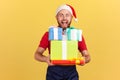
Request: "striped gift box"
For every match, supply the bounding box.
[66,27,82,41]
[49,27,62,40]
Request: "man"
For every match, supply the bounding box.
[34,4,91,80]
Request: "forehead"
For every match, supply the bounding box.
[57,9,72,15]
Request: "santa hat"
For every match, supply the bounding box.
[56,4,78,22]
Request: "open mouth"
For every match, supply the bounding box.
[61,21,68,25]
[59,20,70,28]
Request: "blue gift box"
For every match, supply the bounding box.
[49,27,62,40]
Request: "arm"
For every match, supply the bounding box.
[34,47,53,66]
[81,50,91,64]
[34,32,53,66]
[78,36,91,65]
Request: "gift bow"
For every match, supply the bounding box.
[70,57,85,64]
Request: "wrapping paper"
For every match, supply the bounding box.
[49,27,83,64]
[66,27,82,41]
[49,27,62,40]
[49,27,82,41]
[50,41,78,64]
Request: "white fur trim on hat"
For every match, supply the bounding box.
[56,5,73,15]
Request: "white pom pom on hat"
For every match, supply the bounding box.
[56,4,78,22]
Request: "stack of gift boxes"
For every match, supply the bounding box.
[49,26,84,65]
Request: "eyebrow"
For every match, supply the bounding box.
[58,12,71,15]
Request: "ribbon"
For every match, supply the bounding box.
[77,29,82,41]
[53,28,58,40]
[62,41,67,60]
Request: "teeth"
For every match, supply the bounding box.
[62,22,67,24]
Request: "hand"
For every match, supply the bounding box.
[79,61,85,66]
[78,57,86,66]
[45,55,54,66]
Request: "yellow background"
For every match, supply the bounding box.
[0,0,120,80]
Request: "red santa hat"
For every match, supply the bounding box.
[56,4,78,22]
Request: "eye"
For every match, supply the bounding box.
[58,13,63,17]
[66,14,70,17]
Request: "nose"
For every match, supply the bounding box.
[63,15,67,20]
